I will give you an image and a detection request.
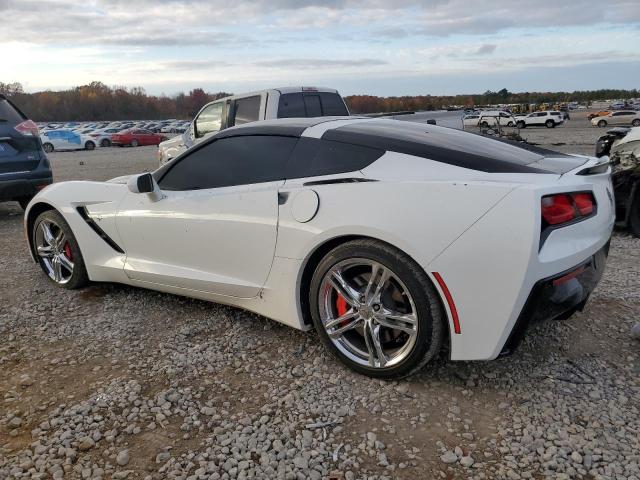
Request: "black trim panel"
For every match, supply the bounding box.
[303,178,377,186]
[323,122,556,174]
[77,206,125,254]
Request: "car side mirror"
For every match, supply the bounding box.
[128,173,156,194]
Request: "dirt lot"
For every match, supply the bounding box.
[1,112,639,480]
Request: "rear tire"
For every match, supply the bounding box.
[516,121,525,129]
[43,143,54,153]
[309,239,444,379]
[131,139,139,147]
[32,210,89,289]
[85,141,96,150]
[598,120,607,127]
[632,119,640,127]
[100,138,111,147]
[507,121,514,127]
[545,120,555,128]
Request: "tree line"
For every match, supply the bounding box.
[1,81,638,121]
[1,82,231,122]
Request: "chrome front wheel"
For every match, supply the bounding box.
[32,210,89,289]
[35,219,74,284]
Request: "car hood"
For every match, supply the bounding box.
[159,133,185,149]
[612,126,640,150]
[107,174,134,184]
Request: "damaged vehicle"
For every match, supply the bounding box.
[595,126,640,236]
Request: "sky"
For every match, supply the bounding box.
[2,0,640,96]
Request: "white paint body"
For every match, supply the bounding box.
[26,118,615,362]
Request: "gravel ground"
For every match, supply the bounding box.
[1,112,639,479]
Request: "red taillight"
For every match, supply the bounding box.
[572,193,594,216]
[541,192,596,226]
[15,119,39,136]
[541,194,575,225]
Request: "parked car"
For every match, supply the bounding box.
[591,111,640,128]
[25,117,613,378]
[595,126,640,236]
[111,129,167,147]
[515,111,564,128]
[464,111,516,128]
[157,86,350,165]
[40,130,97,152]
[88,128,124,147]
[0,94,52,209]
[588,111,611,120]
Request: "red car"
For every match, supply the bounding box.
[111,129,167,147]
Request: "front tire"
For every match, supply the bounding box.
[309,240,444,379]
[507,121,514,127]
[632,119,640,127]
[598,120,607,127]
[85,141,96,150]
[100,138,111,147]
[32,210,89,289]
[43,143,54,153]
[131,139,139,147]
[517,121,525,129]
[545,120,555,128]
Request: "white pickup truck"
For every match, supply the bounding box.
[157,86,350,165]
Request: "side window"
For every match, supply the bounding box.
[285,138,384,179]
[319,93,349,116]
[303,95,322,116]
[232,96,261,126]
[158,135,298,191]
[195,103,223,138]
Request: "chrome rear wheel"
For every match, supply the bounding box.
[319,258,419,369]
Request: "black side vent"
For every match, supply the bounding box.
[303,178,377,187]
[76,206,125,254]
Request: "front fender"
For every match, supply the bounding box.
[25,181,131,283]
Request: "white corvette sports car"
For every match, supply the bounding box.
[24,117,614,378]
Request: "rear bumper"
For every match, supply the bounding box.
[0,176,53,201]
[500,242,609,356]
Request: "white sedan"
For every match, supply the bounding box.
[24,118,614,378]
[40,129,98,152]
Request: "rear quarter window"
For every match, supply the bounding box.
[285,137,384,179]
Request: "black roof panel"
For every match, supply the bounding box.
[322,120,584,174]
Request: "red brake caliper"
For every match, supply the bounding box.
[336,294,349,325]
[64,242,73,261]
